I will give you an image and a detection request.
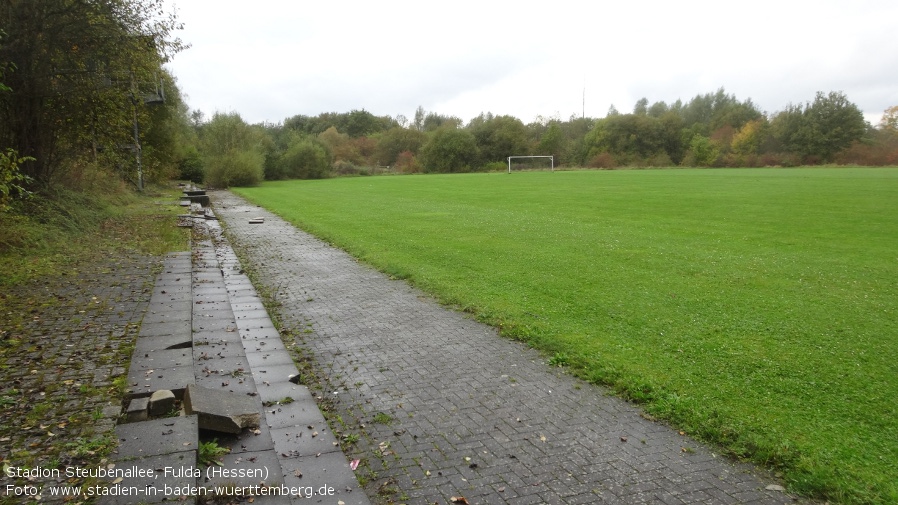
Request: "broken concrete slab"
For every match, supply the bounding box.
[194,373,258,396]
[133,334,193,353]
[148,389,176,416]
[184,384,261,434]
[114,416,198,460]
[126,365,194,399]
[125,397,149,423]
[202,420,274,455]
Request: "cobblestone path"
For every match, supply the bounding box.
[212,190,814,505]
[1,251,164,503]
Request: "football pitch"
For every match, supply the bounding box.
[233,168,897,504]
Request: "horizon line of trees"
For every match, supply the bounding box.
[193,90,898,186]
[2,1,898,193]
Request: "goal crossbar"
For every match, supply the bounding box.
[507,155,554,173]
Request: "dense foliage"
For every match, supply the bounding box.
[0,0,189,189]
[194,88,894,185]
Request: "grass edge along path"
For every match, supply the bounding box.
[234,168,897,505]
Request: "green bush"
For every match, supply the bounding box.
[0,148,33,212]
[420,127,479,173]
[280,138,330,179]
[177,148,204,184]
[205,150,264,188]
[481,161,507,172]
[332,160,368,176]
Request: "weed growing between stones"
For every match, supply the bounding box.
[198,439,230,468]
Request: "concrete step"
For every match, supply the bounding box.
[104,217,370,504]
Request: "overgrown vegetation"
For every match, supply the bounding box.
[186,90,898,185]
[235,169,898,504]
[0,1,188,187]
[0,179,188,286]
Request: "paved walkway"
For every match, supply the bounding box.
[212,190,812,505]
[107,211,369,505]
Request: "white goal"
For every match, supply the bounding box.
[507,155,554,173]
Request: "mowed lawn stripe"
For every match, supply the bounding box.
[234,168,897,504]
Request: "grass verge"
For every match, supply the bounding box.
[234,168,898,504]
[0,183,188,286]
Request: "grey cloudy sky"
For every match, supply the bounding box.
[164,0,898,126]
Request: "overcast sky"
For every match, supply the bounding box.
[164,0,898,127]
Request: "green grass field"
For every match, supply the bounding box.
[233,168,897,504]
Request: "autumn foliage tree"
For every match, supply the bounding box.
[0,0,186,186]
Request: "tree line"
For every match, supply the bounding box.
[3,1,898,194]
[193,92,898,186]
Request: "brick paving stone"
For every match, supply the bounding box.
[0,252,164,503]
[210,190,819,505]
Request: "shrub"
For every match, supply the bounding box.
[646,152,673,167]
[420,127,479,173]
[280,138,330,179]
[482,161,507,172]
[587,152,616,169]
[205,150,264,188]
[178,148,204,184]
[394,151,421,174]
[682,134,720,167]
[332,160,367,176]
[0,148,33,211]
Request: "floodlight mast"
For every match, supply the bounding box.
[507,155,554,173]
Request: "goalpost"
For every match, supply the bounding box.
[507,155,554,173]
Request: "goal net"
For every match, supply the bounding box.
[507,155,554,173]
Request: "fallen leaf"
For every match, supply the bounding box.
[539,434,547,443]
[451,497,470,504]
